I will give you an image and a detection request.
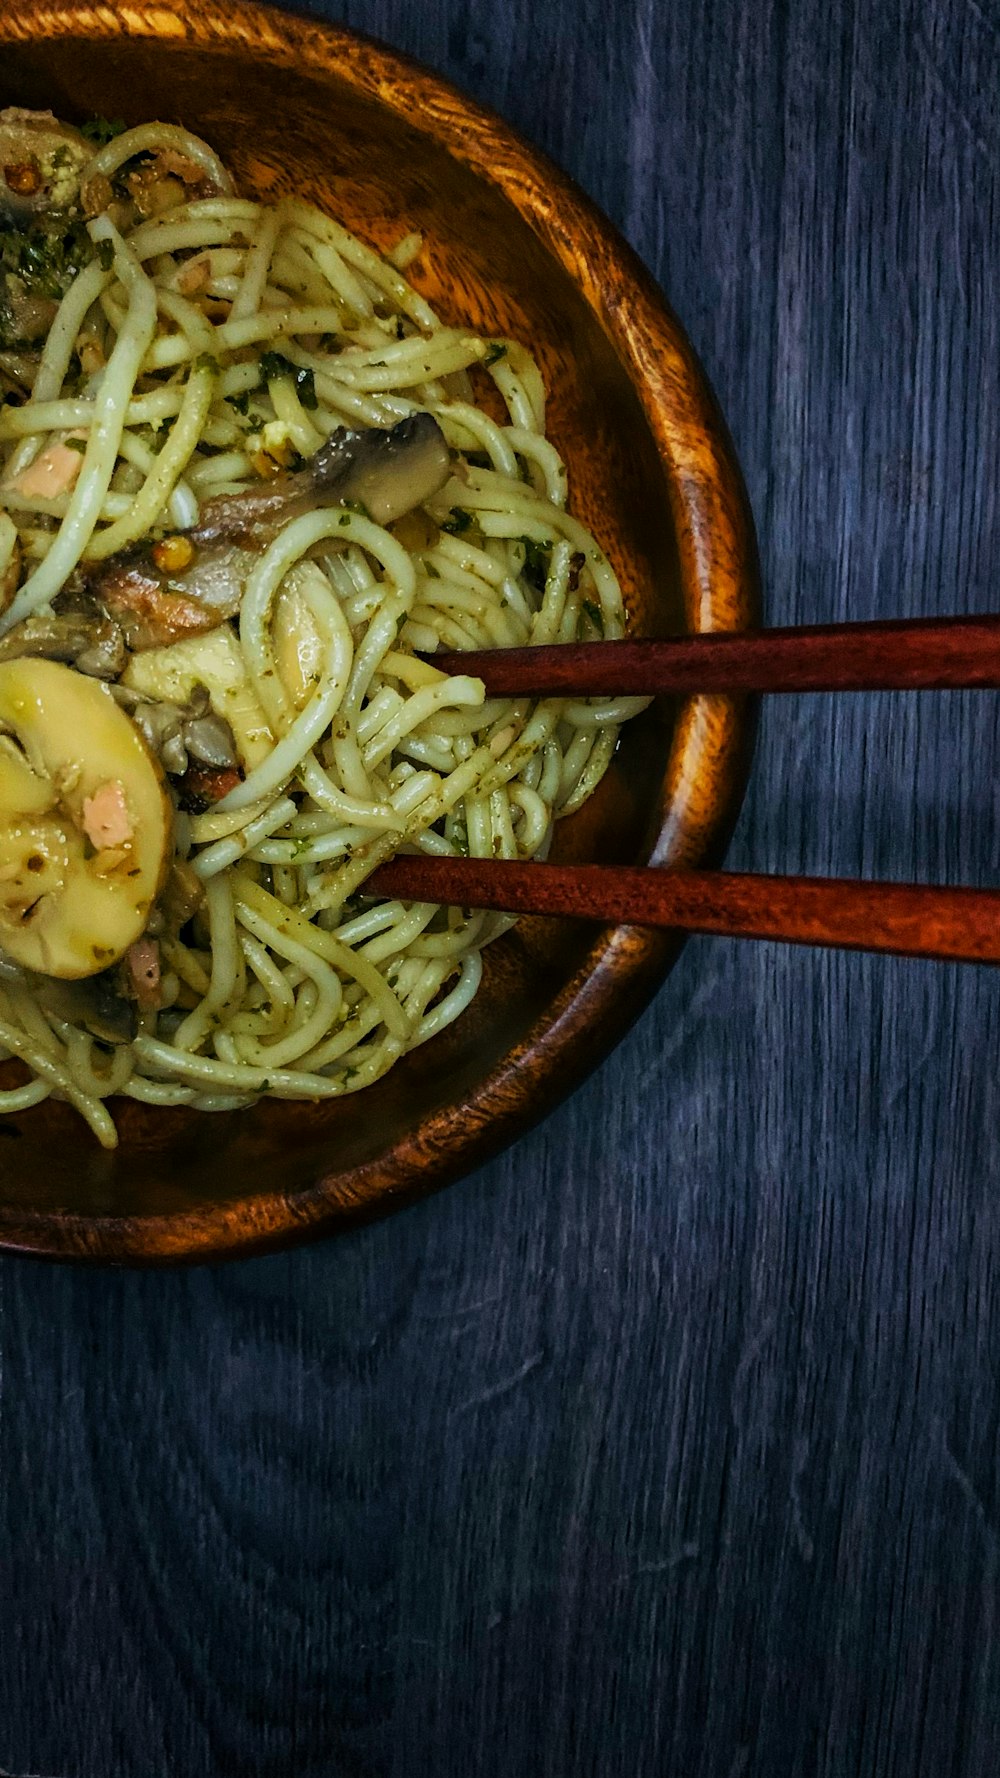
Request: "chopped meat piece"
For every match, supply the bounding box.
[81,778,132,849]
[7,433,86,499]
[125,936,161,1010]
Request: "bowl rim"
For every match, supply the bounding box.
[0,0,760,1263]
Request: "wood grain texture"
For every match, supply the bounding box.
[368,857,1000,962]
[3,0,1000,1772]
[432,615,1000,693]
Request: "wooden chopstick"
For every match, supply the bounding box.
[367,857,1000,964]
[386,614,1000,962]
[429,614,1000,696]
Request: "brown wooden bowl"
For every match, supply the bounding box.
[0,0,759,1263]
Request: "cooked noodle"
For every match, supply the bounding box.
[0,117,645,1145]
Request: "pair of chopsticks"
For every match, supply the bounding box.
[368,615,1000,964]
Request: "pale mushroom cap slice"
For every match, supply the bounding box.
[0,658,172,978]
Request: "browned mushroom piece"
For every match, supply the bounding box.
[30,967,138,1045]
[0,608,127,676]
[88,413,452,649]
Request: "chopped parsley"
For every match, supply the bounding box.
[483,342,507,368]
[258,350,318,407]
[295,366,317,409]
[519,535,551,592]
[1,213,93,303]
[259,349,296,383]
[0,213,102,346]
[441,507,472,536]
[80,117,127,145]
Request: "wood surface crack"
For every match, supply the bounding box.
[939,1434,1000,1557]
[620,1542,701,1583]
[450,1349,546,1414]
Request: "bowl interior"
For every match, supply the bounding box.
[0,14,754,1257]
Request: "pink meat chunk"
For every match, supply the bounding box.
[126,936,161,1009]
[81,779,133,850]
[7,434,86,500]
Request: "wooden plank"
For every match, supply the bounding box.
[2,0,999,1773]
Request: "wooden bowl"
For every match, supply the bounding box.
[0,0,758,1262]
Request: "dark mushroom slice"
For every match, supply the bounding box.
[86,412,452,649]
[88,538,259,652]
[0,608,127,677]
[190,411,453,543]
[0,285,57,347]
[31,967,138,1045]
[122,683,240,777]
[181,702,240,768]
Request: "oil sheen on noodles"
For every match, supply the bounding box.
[0,118,645,1146]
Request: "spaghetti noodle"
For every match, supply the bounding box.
[0,113,645,1145]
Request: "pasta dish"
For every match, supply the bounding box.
[0,110,644,1145]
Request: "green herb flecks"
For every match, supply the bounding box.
[580,599,604,636]
[80,117,127,145]
[259,350,318,408]
[0,212,103,347]
[295,366,317,409]
[518,535,551,592]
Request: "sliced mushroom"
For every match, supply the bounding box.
[120,627,273,770]
[0,347,41,392]
[183,703,240,768]
[124,682,239,777]
[126,697,190,777]
[91,536,259,652]
[0,658,171,979]
[0,608,126,678]
[31,967,138,1044]
[0,280,58,346]
[87,413,451,649]
[192,411,452,542]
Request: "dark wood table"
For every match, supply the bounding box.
[3,1,999,1772]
